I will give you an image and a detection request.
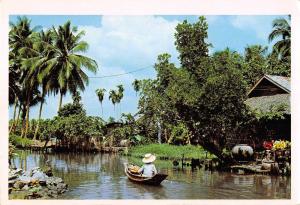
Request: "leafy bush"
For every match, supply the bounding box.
[38,119,56,141]
[168,123,190,145]
[110,124,137,143]
[58,91,86,117]
[58,103,86,117]
[129,135,147,145]
[52,114,104,150]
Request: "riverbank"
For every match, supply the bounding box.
[9,134,33,148]
[9,167,68,199]
[125,143,216,160]
[10,135,216,161]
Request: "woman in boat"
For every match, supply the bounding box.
[138,153,157,177]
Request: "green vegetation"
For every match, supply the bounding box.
[9,17,98,139]
[95,88,106,117]
[127,143,216,160]
[134,16,290,162]
[9,134,33,148]
[108,85,124,118]
[254,103,289,120]
[9,16,290,161]
[269,16,291,61]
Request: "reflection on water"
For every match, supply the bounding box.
[11,150,291,199]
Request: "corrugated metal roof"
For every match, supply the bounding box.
[247,74,291,96]
[265,75,290,93]
[245,94,290,114]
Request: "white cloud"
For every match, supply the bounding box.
[79,16,180,69]
[230,16,274,40]
[73,16,181,119]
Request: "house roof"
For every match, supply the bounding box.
[265,75,290,92]
[247,75,291,96]
[245,94,290,114]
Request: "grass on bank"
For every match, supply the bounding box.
[9,134,33,148]
[126,143,216,160]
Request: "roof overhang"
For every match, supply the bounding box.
[247,75,290,96]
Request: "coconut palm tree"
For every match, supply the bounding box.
[244,45,268,61]
[20,29,55,139]
[95,88,106,116]
[9,16,40,138]
[132,79,140,96]
[9,16,40,52]
[41,21,98,112]
[116,85,124,117]
[17,84,43,138]
[9,52,21,106]
[109,89,118,117]
[9,52,22,133]
[268,16,291,60]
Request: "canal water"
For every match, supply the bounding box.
[11,150,291,199]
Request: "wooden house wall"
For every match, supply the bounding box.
[248,78,288,98]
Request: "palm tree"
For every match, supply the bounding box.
[269,16,291,60]
[244,45,268,61]
[132,79,140,96]
[109,89,118,117]
[9,16,39,138]
[9,52,22,133]
[116,85,124,117]
[42,21,98,112]
[9,16,40,52]
[17,85,42,138]
[95,88,106,116]
[9,52,21,106]
[20,29,55,140]
[19,30,54,139]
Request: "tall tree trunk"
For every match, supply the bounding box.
[24,105,30,138]
[33,100,44,140]
[157,121,162,144]
[58,90,63,112]
[13,104,22,133]
[20,105,26,138]
[101,102,103,117]
[164,129,168,142]
[23,96,30,138]
[9,99,18,134]
[113,104,115,118]
[119,103,122,119]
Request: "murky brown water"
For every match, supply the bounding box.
[11,150,291,199]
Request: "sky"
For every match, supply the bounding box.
[9,15,286,121]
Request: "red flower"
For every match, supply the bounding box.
[263,141,273,150]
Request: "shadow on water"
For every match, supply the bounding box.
[11,150,291,199]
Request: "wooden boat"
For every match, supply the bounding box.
[124,163,168,186]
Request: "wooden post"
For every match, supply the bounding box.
[181,154,184,170]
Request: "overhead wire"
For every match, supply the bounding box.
[88,65,154,79]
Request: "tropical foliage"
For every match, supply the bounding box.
[9,16,290,161]
[9,17,98,138]
[134,16,290,162]
[268,16,291,61]
[95,88,106,116]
